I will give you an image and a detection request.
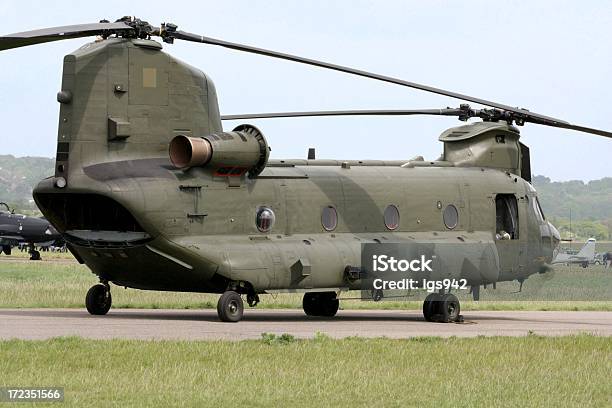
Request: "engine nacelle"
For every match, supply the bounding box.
[169,124,270,177]
[439,121,530,181]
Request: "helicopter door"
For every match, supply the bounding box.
[494,194,520,280]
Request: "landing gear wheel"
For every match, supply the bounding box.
[1,245,11,255]
[86,284,112,315]
[422,293,441,322]
[440,293,460,323]
[303,292,339,317]
[303,293,318,316]
[29,250,41,260]
[217,291,244,322]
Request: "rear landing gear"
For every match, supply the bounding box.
[86,283,112,315]
[303,292,339,317]
[217,291,244,322]
[422,293,461,323]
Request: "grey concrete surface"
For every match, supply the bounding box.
[0,309,610,340]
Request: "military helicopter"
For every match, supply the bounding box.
[1,17,610,322]
[0,202,61,260]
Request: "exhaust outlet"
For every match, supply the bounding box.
[169,135,212,169]
[168,125,270,177]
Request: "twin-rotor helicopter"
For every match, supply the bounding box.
[1,17,610,322]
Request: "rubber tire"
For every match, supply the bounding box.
[303,293,319,316]
[422,293,441,322]
[318,293,339,317]
[440,293,460,323]
[86,284,112,315]
[30,250,41,261]
[303,292,339,317]
[217,291,244,322]
[2,245,11,255]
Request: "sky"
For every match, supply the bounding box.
[0,0,610,181]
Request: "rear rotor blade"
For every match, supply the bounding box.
[0,22,133,51]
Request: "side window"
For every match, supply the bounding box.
[383,205,400,230]
[256,207,275,232]
[443,204,458,230]
[495,194,518,240]
[321,206,338,231]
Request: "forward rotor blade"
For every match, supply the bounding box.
[221,108,462,120]
[221,107,612,139]
[0,22,133,51]
[529,119,612,139]
[171,30,565,124]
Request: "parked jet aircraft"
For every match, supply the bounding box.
[552,238,596,268]
[0,203,61,260]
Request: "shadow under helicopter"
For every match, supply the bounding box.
[2,309,604,326]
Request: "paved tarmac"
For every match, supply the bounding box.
[0,309,610,340]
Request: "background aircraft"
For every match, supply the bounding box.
[552,238,596,268]
[0,203,61,260]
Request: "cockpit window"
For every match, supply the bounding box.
[535,197,546,221]
[529,196,545,222]
[495,194,518,240]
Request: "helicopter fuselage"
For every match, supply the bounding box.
[34,160,558,295]
[30,37,559,299]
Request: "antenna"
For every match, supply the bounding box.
[569,207,572,272]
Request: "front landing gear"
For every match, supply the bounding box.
[423,293,461,323]
[217,291,244,322]
[86,283,112,315]
[303,292,339,317]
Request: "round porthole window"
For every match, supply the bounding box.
[383,204,400,230]
[321,206,338,231]
[256,207,275,232]
[443,204,458,230]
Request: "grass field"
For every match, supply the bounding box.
[0,335,610,407]
[1,248,611,311]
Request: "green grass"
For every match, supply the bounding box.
[0,335,610,407]
[3,249,75,260]
[0,257,611,310]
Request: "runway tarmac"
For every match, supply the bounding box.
[0,309,610,340]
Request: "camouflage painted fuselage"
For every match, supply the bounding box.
[33,38,558,295]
